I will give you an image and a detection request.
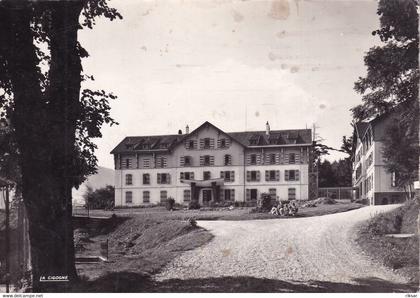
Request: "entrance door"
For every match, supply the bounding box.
[202,189,212,206]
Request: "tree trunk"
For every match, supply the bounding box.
[2,1,84,291]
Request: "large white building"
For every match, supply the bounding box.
[111,122,313,206]
[352,113,406,205]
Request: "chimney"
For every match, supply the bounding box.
[266,121,270,136]
[186,125,189,134]
[178,129,182,135]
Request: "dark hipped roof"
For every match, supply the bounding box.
[111,121,312,154]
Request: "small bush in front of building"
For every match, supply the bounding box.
[166,197,175,211]
[188,200,201,210]
[258,193,274,212]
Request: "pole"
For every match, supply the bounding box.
[5,186,10,293]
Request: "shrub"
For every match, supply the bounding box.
[83,185,115,210]
[187,217,197,227]
[258,193,273,212]
[166,197,175,211]
[188,200,201,210]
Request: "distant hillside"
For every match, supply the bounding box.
[72,166,114,204]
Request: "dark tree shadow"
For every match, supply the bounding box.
[68,272,417,293]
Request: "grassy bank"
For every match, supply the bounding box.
[75,216,213,284]
[356,199,419,284]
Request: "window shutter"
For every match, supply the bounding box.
[246,171,251,182]
[199,138,204,149]
[180,156,185,167]
[265,170,270,181]
[284,153,289,164]
[220,190,225,201]
[190,172,195,180]
[220,171,225,179]
[228,155,232,165]
[185,141,190,149]
[256,171,261,181]
[246,189,251,201]
[226,138,230,147]
[281,149,285,164]
[180,172,185,180]
[265,154,270,164]
[163,157,167,168]
[246,154,251,165]
[193,140,198,149]
[217,139,221,148]
[275,170,280,181]
[296,153,300,164]
[275,153,280,164]
[256,154,261,164]
[200,156,204,166]
[285,170,289,181]
[230,171,235,182]
[210,155,215,165]
[210,138,215,149]
[157,173,161,184]
[167,174,171,184]
[230,189,235,201]
[296,170,300,181]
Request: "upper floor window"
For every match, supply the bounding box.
[246,170,260,182]
[265,170,280,181]
[200,155,214,166]
[143,158,150,168]
[289,153,296,164]
[221,171,235,182]
[157,173,171,184]
[125,191,133,204]
[250,154,257,165]
[285,170,299,181]
[125,158,132,169]
[156,156,167,168]
[125,174,133,185]
[220,139,226,148]
[268,153,276,164]
[203,171,211,180]
[204,138,211,149]
[181,156,192,167]
[180,172,194,180]
[143,173,150,185]
[224,154,232,166]
[391,172,397,187]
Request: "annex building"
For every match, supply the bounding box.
[111,121,313,206]
[352,112,407,205]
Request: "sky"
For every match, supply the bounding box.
[78,0,381,169]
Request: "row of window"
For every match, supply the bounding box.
[125,169,300,185]
[185,138,231,150]
[124,187,298,204]
[120,152,305,170]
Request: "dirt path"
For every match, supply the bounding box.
[155,205,413,291]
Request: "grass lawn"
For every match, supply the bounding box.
[82,200,364,221]
[355,199,419,285]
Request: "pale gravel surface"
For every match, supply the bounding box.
[155,205,410,286]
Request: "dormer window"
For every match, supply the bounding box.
[220,139,226,148]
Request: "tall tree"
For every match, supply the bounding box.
[352,0,419,194]
[0,1,121,291]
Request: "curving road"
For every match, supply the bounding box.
[155,205,414,292]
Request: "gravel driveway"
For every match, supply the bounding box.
[155,205,413,291]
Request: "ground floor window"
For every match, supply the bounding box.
[184,189,191,202]
[269,188,276,200]
[160,190,168,202]
[125,191,133,204]
[143,191,150,203]
[288,188,296,200]
[224,189,235,201]
[246,189,258,201]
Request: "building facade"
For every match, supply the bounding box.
[352,114,406,205]
[111,121,313,206]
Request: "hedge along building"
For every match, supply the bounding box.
[111,121,313,206]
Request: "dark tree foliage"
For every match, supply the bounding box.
[83,185,114,210]
[352,0,419,197]
[0,0,121,291]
